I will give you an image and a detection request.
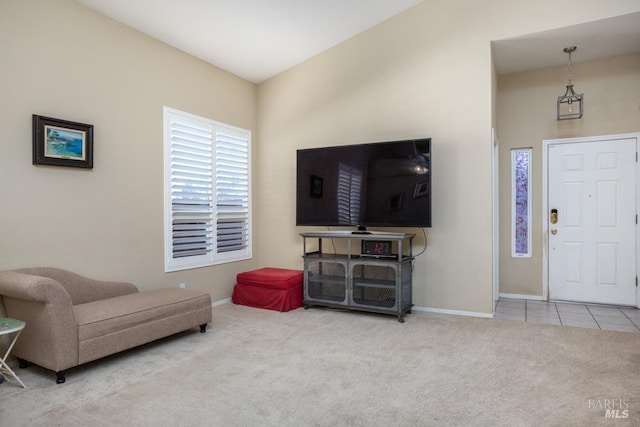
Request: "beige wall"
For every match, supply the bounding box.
[497,53,640,296]
[256,0,640,314]
[2,0,639,317]
[0,0,258,301]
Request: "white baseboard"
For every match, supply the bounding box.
[212,297,232,307]
[499,293,544,301]
[412,305,494,319]
[212,300,494,318]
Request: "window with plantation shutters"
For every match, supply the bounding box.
[164,107,251,272]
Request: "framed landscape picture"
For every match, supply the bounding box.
[32,115,93,168]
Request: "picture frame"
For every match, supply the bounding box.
[32,115,93,168]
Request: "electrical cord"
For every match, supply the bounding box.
[326,226,337,254]
[413,227,428,258]
[411,228,428,269]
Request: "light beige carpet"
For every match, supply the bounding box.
[0,304,638,426]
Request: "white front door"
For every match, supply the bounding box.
[548,137,636,305]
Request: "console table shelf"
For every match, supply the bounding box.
[300,232,414,322]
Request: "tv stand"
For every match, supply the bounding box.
[300,231,414,322]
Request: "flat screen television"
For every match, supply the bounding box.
[296,138,431,229]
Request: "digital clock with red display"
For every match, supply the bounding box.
[361,240,393,257]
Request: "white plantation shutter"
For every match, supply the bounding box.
[215,130,249,253]
[169,120,213,260]
[164,108,251,272]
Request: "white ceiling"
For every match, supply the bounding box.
[76,0,423,83]
[492,12,640,75]
[75,1,640,82]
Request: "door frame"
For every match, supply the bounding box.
[492,128,500,311]
[542,132,640,307]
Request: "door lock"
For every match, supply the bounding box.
[551,229,557,235]
[550,209,558,224]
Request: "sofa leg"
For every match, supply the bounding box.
[199,323,207,333]
[55,371,66,384]
[18,358,30,369]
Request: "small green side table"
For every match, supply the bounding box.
[0,318,26,388]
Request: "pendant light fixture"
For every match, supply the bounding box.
[557,46,583,120]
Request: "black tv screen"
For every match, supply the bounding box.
[296,138,431,228]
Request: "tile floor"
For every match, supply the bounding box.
[495,299,640,333]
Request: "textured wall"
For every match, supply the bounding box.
[256,0,640,314]
[0,0,258,300]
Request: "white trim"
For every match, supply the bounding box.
[212,301,496,318]
[212,297,232,307]
[492,128,500,311]
[542,132,640,308]
[412,305,494,319]
[499,293,544,301]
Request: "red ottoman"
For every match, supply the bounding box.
[232,267,304,312]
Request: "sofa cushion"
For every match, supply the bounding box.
[74,288,211,341]
[236,267,303,290]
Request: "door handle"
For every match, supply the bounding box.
[550,209,558,224]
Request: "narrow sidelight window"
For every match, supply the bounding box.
[511,148,531,258]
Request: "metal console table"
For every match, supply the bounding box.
[301,231,414,322]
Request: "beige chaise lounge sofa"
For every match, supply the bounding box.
[0,267,212,383]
